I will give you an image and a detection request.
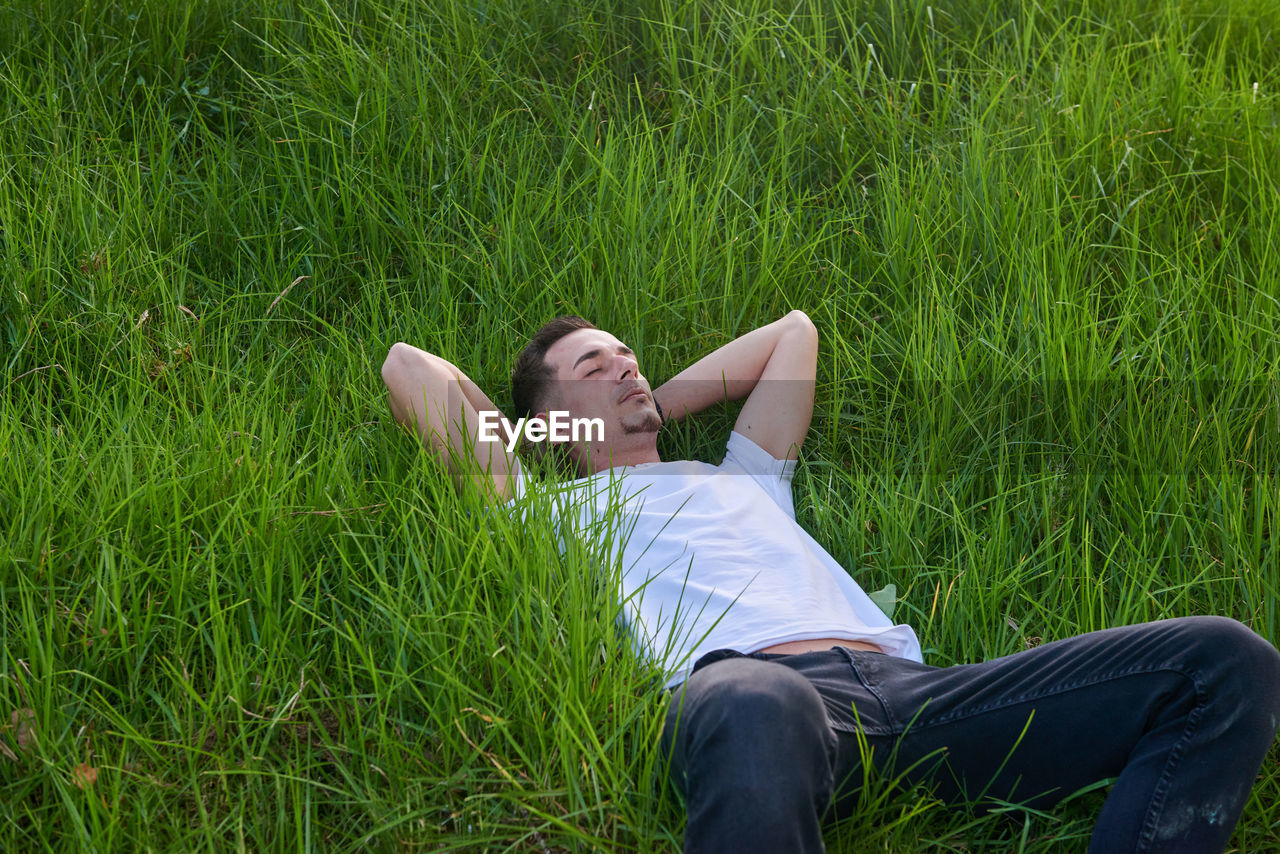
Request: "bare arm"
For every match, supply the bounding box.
[651,310,818,460]
[381,342,518,501]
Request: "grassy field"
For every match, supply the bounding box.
[3,0,1279,849]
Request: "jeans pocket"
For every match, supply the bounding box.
[780,648,896,735]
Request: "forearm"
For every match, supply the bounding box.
[436,354,509,426]
[385,344,511,434]
[381,342,519,499]
[653,310,814,423]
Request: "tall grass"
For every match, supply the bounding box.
[2,0,1278,849]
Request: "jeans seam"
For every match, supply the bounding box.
[1134,670,1208,852]
[839,648,899,733]
[909,662,1201,730]
[848,655,1203,735]
[850,654,1210,848]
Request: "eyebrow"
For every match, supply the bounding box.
[572,345,634,371]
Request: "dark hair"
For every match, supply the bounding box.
[510,315,597,420]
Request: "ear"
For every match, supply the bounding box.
[526,410,559,447]
[533,410,571,445]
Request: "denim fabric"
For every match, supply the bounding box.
[660,616,1280,853]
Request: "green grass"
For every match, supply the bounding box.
[2,0,1279,849]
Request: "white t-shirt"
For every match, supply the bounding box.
[511,431,923,687]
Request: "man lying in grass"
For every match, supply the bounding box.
[381,312,1280,853]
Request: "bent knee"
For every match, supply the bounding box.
[672,658,828,734]
[1179,616,1280,714]
[1180,616,1278,669]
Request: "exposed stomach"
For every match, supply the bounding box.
[757,637,883,655]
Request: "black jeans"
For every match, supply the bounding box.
[660,616,1280,853]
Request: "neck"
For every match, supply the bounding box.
[583,434,662,474]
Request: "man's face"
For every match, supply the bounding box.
[542,328,662,439]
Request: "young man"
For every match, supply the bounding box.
[381,312,1280,853]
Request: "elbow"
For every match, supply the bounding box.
[383,341,434,398]
[382,342,410,388]
[382,342,438,425]
[785,309,818,345]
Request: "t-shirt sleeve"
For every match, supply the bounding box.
[723,430,798,519]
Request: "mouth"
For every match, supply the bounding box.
[619,387,648,405]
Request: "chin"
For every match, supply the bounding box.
[621,410,662,436]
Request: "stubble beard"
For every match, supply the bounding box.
[621,408,662,435]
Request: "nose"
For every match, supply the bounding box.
[614,353,638,381]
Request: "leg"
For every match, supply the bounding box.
[660,656,839,854]
[833,616,1280,853]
